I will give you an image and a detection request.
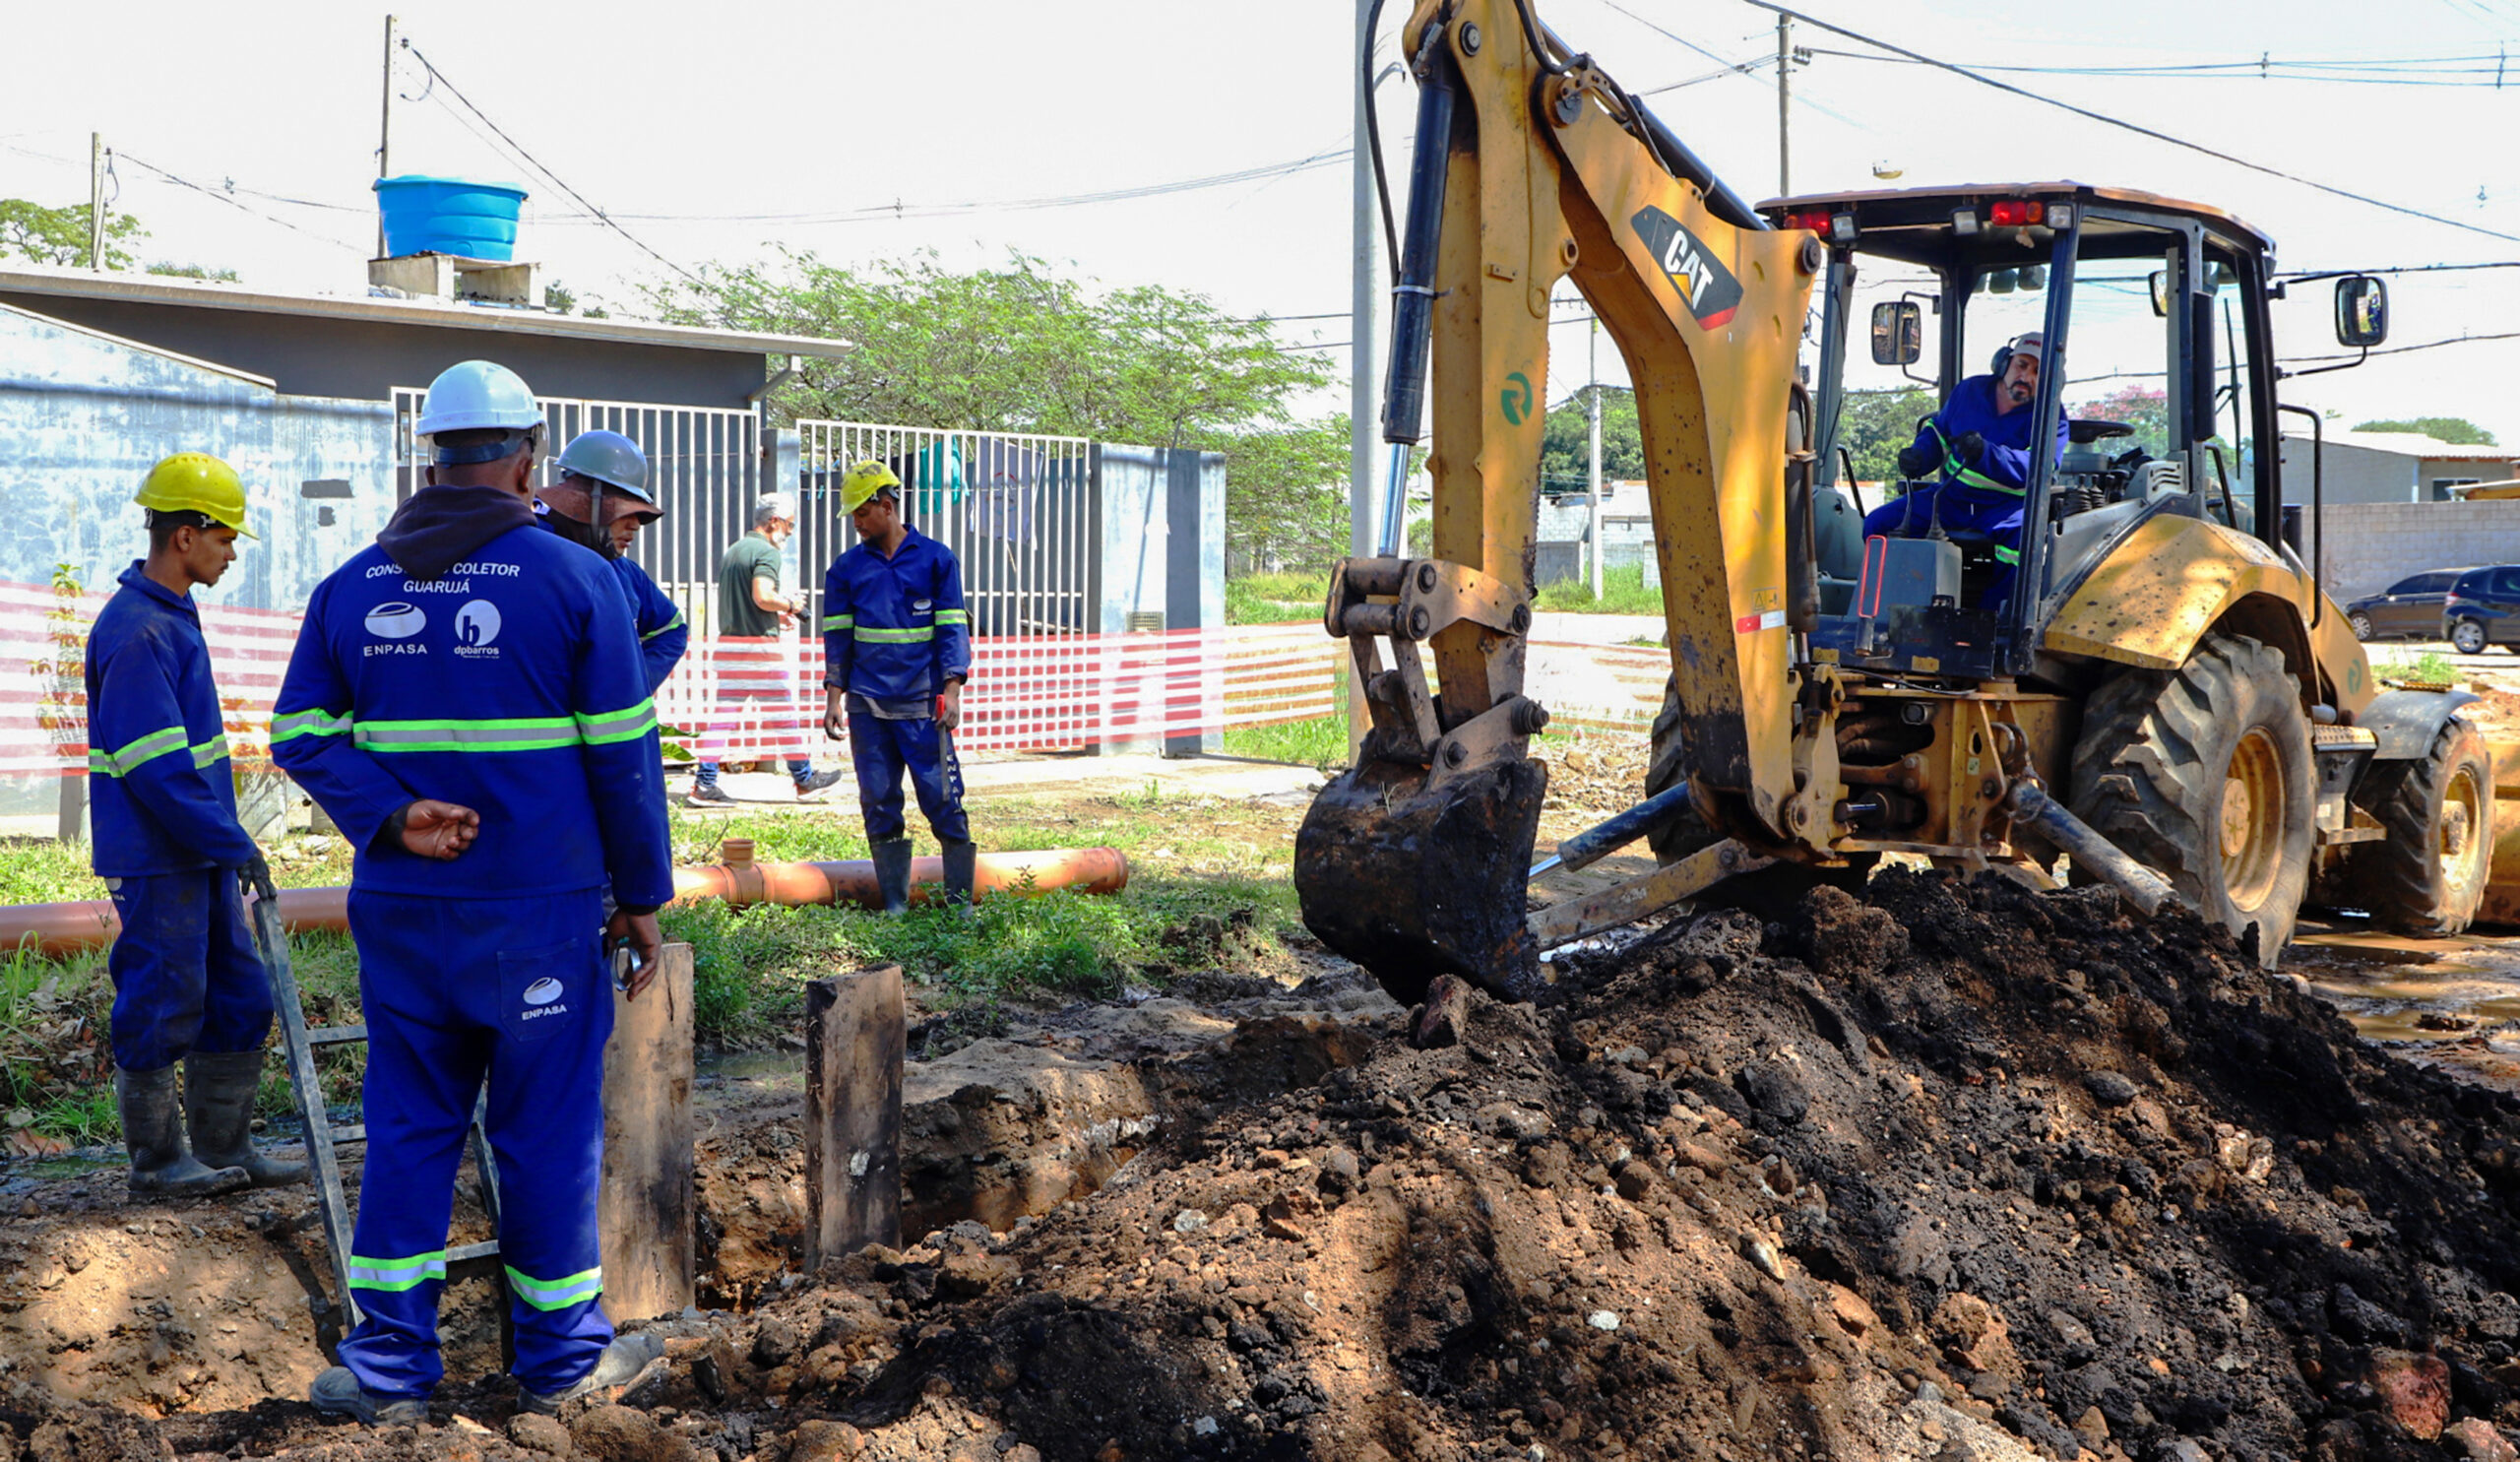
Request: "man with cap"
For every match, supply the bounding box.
[536,429,688,693]
[820,462,976,913]
[85,452,303,1198]
[274,359,671,1424]
[687,491,844,806]
[1861,331,2068,608]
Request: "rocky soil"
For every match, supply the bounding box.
[11,869,2520,1461]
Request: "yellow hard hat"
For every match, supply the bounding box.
[841,461,902,514]
[135,453,257,540]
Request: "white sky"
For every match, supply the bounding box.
[5,0,2520,439]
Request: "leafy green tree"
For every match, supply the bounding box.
[146,261,238,283]
[2353,416,2498,446]
[645,249,1344,566]
[0,199,145,269]
[1833,387,1939,488]
[1539,385,1643,496]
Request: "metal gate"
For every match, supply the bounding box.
[391,389,761,631]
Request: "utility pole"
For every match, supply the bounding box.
[377,14,398,259]
[1776,14,1794,196]
[88,133,103,271]
[1348,0,1384,754]
[1587,316,1604,598]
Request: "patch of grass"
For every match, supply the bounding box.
[2374,650,2459,683]
[0,837,105,907]
[1223,713,1350,771]
[1534,563,1665,615]
[1227,571,1328,625]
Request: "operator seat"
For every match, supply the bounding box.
[1815,484,1862,614]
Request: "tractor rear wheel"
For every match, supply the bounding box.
[2339,717,2492,935]
[2069,633,2315,965]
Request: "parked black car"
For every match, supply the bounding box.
[2441,565,2520,653]
[2344,568,2475,642]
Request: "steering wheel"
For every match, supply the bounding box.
[2067,418,2137,445]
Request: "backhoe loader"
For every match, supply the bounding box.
[1294,0,2511,1004]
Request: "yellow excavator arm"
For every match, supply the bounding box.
[1294,0,1819,999]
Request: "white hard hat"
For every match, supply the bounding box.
[415,360,542,436]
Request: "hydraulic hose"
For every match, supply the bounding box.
[1380,31,1458,450]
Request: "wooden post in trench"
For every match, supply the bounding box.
[599,941,698,1322]
[804,966,905,1267]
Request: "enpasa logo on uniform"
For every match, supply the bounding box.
[365,603,425,638]
[454,600,503,659]
[522,976,569,1021]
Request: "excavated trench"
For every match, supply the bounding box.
[12,872,2520,1461]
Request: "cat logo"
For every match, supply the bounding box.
[1629,206,1744,330]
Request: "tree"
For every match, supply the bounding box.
[147,261,238,283]
[2354,416,2498,446]
[645,249,1344,569]
[2067,383,2171,451]
[1834,387,1939,487]
[1539,385,1643,497]
[0,198,145,269]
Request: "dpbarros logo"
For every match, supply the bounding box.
[365,603,425,638]
[454,600,503,659]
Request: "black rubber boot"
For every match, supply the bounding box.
[116,1065,248,1198]
[942,839,977,912]
[184,1050,308,1188]
[872,838,914,916]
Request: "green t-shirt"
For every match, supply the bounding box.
[717,533,787,637]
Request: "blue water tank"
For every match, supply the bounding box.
[373,175,530,261]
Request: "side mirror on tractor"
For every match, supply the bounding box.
[2335,275,2388,348]
[1870,300,1922,366]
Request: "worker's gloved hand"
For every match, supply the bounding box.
[239,853,275,903]
[393,799,480,860]
[1895,442,1937,479]
[1953,431,1986,468]
[605,907,663,1000]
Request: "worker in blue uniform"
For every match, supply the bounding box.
[1861,331,2068,608]
[535,429,688,692]
[818,462,976,913]
[87,453,305,1199]
[276,361,672,1426]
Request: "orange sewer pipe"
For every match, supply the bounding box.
[0,843,1130,959]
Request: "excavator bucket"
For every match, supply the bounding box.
[1293,755,1549,1007]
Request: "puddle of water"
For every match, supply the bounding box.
[2289,933,2520,1089]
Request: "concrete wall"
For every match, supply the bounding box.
[2280,438,2520,506]
[2308,500,2520,604]
[1537,488,1661,590]
[0,304,395,611]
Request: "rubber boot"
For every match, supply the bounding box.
[116,1065,248,1199]
[942,839,977,914]
[872,838,914,917]
[183,1050,308,1188]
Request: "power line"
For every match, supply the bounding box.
[396,36,700,285]
[1801,44,2520,86]
[115,153,366,253]
[1744,2,2520,247]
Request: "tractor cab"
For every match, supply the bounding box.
[1762,182,2380,685]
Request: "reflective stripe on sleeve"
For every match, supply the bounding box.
[932,609,969,626]
[271,708,353,744]
[90,726,188,777]
[642,608,686,641]
[576,698,659,746]
[189,733,231,769]
[504,1263,603,1311]
[820,613,853,632]
[854,626,933,643]
[347,1250,449,1292]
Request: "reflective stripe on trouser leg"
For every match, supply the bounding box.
[336,888,615,1400]
[103,869,272,1071]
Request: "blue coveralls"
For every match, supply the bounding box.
[1860,373,2068,606]
[613,556,689,695]
[273,506,672,1402]
[83,564,270,1073]
[821,525,972,844]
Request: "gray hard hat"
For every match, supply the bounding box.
[555,429,655,506]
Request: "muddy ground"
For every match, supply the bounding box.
[9,865,2520,1461]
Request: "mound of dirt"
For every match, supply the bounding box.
[16,869,2520,1462]
[652,868,2520,1462]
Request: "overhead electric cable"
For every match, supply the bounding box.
[116,153,365,253]
[1743,2,2520,246]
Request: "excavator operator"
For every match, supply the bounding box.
[1860,331,2067,607]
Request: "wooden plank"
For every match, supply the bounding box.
[804,966,904,1267]
[600,942,697,1323]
